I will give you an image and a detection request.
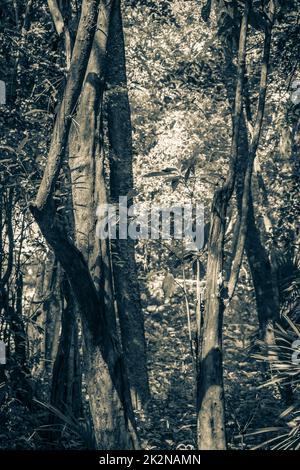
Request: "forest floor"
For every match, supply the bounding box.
[136,272,284,450]
[0,272,285,450]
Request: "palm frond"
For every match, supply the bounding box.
[33,398,95,449]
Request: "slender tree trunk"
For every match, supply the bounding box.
[238,165,279,342]
[47,0,73,69]
[197,1,251,450]
[213,0,279,342]
[10,272,33,406]
[227,8,275,303]
[11,273,27,374]
[28,256,46,377]
[44,261,62,376]
[234,128,279,345]
[51,274,82,418]
[106,0,150,409]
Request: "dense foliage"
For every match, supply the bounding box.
[0,0,299,451]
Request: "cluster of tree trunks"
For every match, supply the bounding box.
[30,0,149,449]
[197,0,277,449]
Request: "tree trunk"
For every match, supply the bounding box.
[197,1,251,449]
[34,0,101,212]
[51,274,82,418]
[30,0,138,448]
[68,0,115,309]
[227,11,275,301]
[234,21,278,343]
[43,257,61,377]
[106,0,150,410]
[47,0,73,70]
[31,204,138,449]
[213,0,279,342]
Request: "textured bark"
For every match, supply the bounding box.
[31,203,138,449]
[50,275,82,418]
[68,0,115,326]
[197,1,251,450]
[48,168,83,413]
[31,0,138,449]
[45,153,83,425]
[34,0,101,211]
[227,9,275,302]
[106,0,150,409]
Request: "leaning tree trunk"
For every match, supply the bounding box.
[106,0,150,410]
[47,0,73,70]
[31,205,138,449]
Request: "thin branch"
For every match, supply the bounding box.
[47,0,73,69]
[2,189,14,286]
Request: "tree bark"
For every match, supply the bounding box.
[68,0,115,327]
[31,203,138,449]
[47,0,73,69]
[227,7,275,302]
[212,0,279,342]
[34,0,101,212]
[50,274,82,418]
[197,1,251,450]
[44,259,62,377]
[30,0,138,448]
[106,0,150,409]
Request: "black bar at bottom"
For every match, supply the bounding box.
[0,450,296,467]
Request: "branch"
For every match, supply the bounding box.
[2,189,14,286]
[30,202,103,340]
[47,0,72,69]
[32,0,101,213]
[224,0,252,197]
[22,0,33,33]
[48,0,65,35]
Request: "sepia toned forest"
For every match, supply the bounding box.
[0,0,300,452]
